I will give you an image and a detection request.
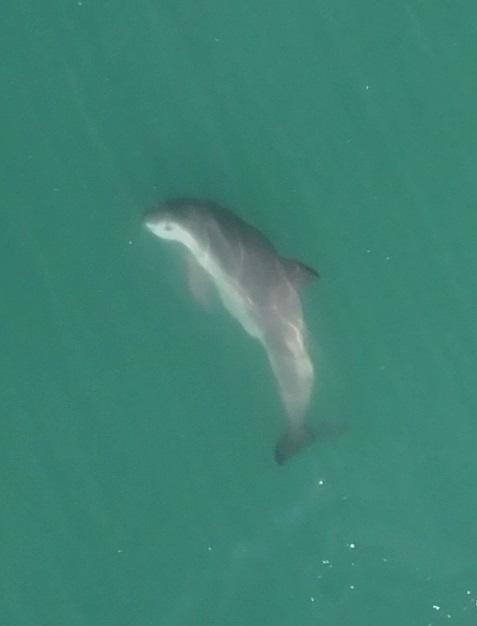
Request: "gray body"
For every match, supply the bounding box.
[144,199,318,464]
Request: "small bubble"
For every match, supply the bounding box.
[432,605,440,611]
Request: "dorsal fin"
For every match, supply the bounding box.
[282,258,320,287]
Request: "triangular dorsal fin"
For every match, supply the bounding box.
[282,258,320,287]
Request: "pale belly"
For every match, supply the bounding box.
[217,279,263,340]
[199,254,263,340]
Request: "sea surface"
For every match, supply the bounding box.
[2,2,477,625]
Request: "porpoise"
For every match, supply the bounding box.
[144,198,319,464]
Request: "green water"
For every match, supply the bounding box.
[2,2,477,625]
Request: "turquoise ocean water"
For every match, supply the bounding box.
[2,2,477,625]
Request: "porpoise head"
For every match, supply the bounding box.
[143,202,195,248]
[143,199,215,246]
[144,210,182,239]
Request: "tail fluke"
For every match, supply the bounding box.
[274,424,316,465]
